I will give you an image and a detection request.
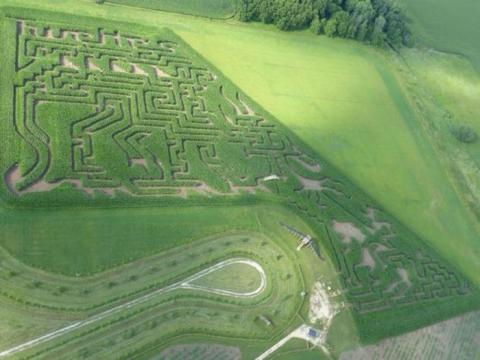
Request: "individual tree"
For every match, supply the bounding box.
[451,125,478,144]
[371,15,386,46]
[334,11,350,37]
[324,17,338,37]
[310,15,323,34]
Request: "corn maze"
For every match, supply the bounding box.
[0,9,475,348]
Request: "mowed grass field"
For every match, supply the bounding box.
[401,0,480,70]
[191,262,262,293]
[399,49,480,217]
[0,204,309,275]
[0,230,330,359]
[6,0,478,282]
[106,0,237,19]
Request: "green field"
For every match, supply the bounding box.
[341,310,480,359]
[0,204,273,275]
[401,0,480,70]
[271,339,327,360]
[0,231,322,358]
[191,262,262,293]
[105,0,238,19]
[1,4,475,327]
[1,0,478,285]
[0,0,479,359]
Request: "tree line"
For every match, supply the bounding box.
[238,0,412,47]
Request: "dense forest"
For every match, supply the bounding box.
[238,0,412,47]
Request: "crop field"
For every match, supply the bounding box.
[340,310,480,360]
[3,0,478,284]
[0,1,479,359]
[104,0,238,19]
[158,343,241,360]
[401,0,480,70]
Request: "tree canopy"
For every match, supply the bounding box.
[239,0,412,47]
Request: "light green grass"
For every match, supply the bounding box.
[272,338,327,360]
[105,0,237,19]
[400,48,480,218]
[0,203,316,276]
[328,310,360,355]
[191,262,262,293]
[401,0,480,70]
[0,205,263,275]
[394,0,480,284]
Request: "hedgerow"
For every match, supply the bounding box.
[238,0,413,47]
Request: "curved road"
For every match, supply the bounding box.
[0,258,266,358]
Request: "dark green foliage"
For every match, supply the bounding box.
[8,270,18,277]
[32,280,43,288]
[95,0,105,4]
[239,0,411,47]
[450,125,478,144]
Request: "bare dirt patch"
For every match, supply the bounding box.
[110,60,129,73]
[85,57,102,72]
[292,156,322,172]
[131,63,147,76]
[5,166,59,193]
[360,248,375,270]
[130,158,148,168]
[375,244,390,252]
[309,281,339,325]
[397,267,411,287]
[296,175,324,191]
[365,207,392,234]
[4,165,22,194]
[153,66,170,78]
[238,96,255,115]
[44,28,54,39]
[332,220,365,244]
[4,165,127,198]
[59,54,79,70]
[220,87,244,116]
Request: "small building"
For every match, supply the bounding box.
[307,328,318,338]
